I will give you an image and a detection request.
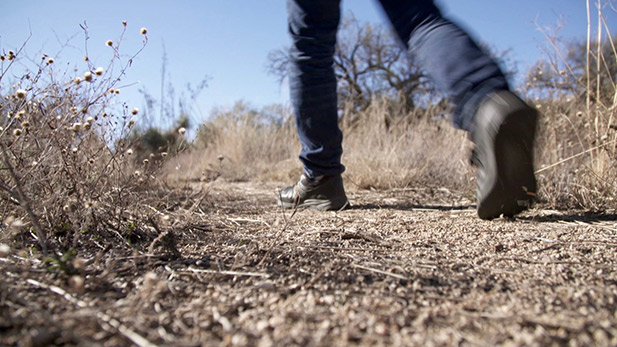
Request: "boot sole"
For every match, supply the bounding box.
[278,197,350,211]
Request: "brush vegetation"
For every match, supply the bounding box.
[0,11,615,257]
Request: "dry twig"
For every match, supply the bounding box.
[26,279,157,347]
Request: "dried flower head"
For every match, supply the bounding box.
[71,122,82,132]
[122,20,127,26]
[94,67,104,76]
[143,159,149,164]
[15,110,25,120]
[127,148,134,155]
[84,71,93,82]
[21,121,30,128]
[106,40,113,47]
[72,147,78,153]
[178,127,186,135]
[83,56,89,62]
[13,129,22,136]
[73,77,82,85]
[161,152,168,157]
[15,89,27,99]
[140,27,148,35]
[85,116,95,124]
[83,122,92,130]
[131,107,139,115]
[47,58,54,64]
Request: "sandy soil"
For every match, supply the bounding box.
[2,180,617,346]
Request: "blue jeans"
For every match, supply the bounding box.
[288,0,509,178]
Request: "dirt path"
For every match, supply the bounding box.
[2,181,617,346]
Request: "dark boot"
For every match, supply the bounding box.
[278,174,349,211]
[472,90,538,219]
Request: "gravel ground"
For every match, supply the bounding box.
[2,181,616,346]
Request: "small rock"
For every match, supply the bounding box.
[0,243,10,257]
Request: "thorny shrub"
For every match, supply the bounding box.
[0,22,172,258]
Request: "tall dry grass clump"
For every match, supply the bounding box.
[174,96,473,195]
[341,96,473,192]
[164,102,300,183]
[0,23,169,257]
[533,97,616,210]
[527,1,616,210]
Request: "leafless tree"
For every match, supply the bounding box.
[267,15,434,113]
[525,34,616,105]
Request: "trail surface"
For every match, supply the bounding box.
[2,181,617,346]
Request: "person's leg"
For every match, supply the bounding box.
[287,0,344,178]
[279,0,349,210]
[377,0,537,219]
[376,0,509,132]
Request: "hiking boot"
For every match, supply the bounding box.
[471,90,538,220]
[277,174,349,210]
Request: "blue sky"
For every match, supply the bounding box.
[1,1,615,127]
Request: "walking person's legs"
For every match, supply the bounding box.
[287,0,344,177]
[279,0,538,218]
[376,0,509,131]
[278,0,349,210]
[376,0,538,219]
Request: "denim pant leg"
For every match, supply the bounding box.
[377,0,510,132]
[287,0,345,178]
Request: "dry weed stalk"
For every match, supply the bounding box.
[0,22,172,256]
[26,278,157,347]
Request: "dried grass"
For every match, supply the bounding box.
[168,97,474,198]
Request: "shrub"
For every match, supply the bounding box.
[0,23,167,257]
